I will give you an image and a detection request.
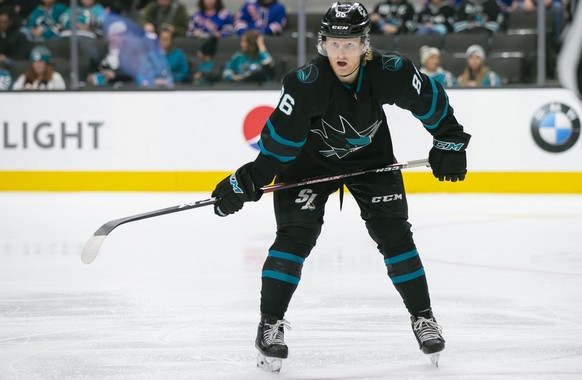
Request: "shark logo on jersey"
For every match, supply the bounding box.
[297,64,319,84]
[311,116,382,158]
[382,55,403,71]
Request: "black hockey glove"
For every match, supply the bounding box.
[212,162,263,217]
[429,137,469,182]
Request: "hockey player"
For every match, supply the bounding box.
[211,1,470,373]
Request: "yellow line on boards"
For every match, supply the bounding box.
[0,171,581,193]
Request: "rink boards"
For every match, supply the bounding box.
[1,88,581,193]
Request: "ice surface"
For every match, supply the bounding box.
[1,192,581,379]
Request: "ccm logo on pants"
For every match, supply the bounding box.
[371,194,403,203]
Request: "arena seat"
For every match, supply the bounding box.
[6,59,29,80]
[490,33,536,53]
[396,34,443,52]
[505,11,550,35]
[285,13,322,37]
[490,34,537,83]
[371,34,396,52]
[172,37,201,59]
[488,55,525,84]
[264,35,300,57]
[443,33,490,54]
[439,53,466,78]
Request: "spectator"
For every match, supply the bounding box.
[117,0,152,21]
[140,0,189,36]
[414,0,455,35]
[193,36,218,85]
[509,0,564,44]
[457,44,501,87]
[24,0,68,41]
[0,0,16,16]
[158,26,189,82]
[454,0,503,34]
[222,29,274,82]
[0,0,15,8]
[234,0,287,36]
[100,0,124,15]
[0,66,11,89]
[61,0,105,38]
[11,0,36,20]
[418,45,457,87]
[1,0,28,26]
[187,0,233,37]
[88,14,173,88]
[12,45,66,90]
[369,0,416,35]
[86,19,135,87]
[0,6,30,66]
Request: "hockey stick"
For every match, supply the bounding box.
[81,158,428,264]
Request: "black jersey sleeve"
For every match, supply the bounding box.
[250,68,320,187]
[381,54,470,146]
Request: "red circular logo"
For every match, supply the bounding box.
[243,106,274,150]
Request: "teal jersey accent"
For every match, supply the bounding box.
[27,4,69,39]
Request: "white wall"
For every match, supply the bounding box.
[1,88,581,172]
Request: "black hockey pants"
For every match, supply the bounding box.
[260,169,431,319]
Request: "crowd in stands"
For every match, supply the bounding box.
[0,0,577,90]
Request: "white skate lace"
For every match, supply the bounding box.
[263,319,291,345]
[413,317,442,342]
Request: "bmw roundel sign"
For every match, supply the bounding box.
[531,103,580,153]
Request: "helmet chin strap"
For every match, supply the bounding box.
[338,63,360,78]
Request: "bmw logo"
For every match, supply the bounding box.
[531,103,580,153]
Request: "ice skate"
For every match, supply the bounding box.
[411,310,445,367]
[255,314,290,373]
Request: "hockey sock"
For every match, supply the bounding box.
[384,248,431,313]
[260,249,305,319]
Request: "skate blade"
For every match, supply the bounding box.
[429,353,440,367]
[257,353,282,373]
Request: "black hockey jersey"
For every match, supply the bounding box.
[250,50,469,187]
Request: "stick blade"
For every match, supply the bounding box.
[81,235,107,264]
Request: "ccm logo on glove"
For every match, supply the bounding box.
[433,139,464,151]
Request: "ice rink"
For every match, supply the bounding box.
[1,191,581,379]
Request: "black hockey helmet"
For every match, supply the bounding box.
[320,2,371,38]
[318,2,371,56]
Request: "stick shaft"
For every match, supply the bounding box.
[81,159,428,264]
[261,159,429,193]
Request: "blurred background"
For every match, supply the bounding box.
[0,0,577,90]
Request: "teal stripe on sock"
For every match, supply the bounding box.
[391,268,425,284]
[384,249,419,265]
[262,270,300,285]
[268,250,305,264]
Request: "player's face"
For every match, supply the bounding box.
[325,37,362,80]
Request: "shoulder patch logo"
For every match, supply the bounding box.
[382,55,403,71]
[297,64,319,84]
